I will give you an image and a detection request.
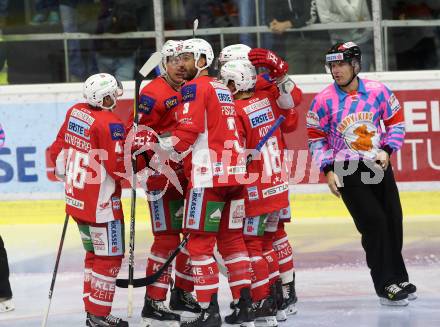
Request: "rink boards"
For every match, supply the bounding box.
[1,70,440,202]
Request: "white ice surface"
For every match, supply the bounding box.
[1,217,439,327]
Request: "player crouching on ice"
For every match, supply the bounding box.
[218,44,301,321]
[49,73,129,326]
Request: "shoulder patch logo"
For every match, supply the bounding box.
[164,96,179,110]
[182,84,197,102]
[139,95,156,114]
[109,123,125,140]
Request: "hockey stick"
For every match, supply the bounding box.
[193,18,199,38]
[246,115,286,165]
[117,234,189,288]
[116,115,286,288]
[127,51,162,317]
[41,214,69,327]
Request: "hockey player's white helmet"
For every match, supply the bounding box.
[220,60,256,94]
[180,38,214,77]
[83,73,123,110]
[218,44,252,67]
[160,39,184,73]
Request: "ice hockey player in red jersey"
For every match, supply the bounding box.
[49,73,128,327]
[248,47,300,318]
[221,59,298,326]
[134,40,200,327]
[165,38,253,327]
[219,44,300,318]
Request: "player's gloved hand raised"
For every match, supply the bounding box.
[248,48,289,78]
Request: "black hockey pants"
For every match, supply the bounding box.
[337,161,409,295]
[0,235,12,298]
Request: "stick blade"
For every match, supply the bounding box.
[193,19,199,35]
[139,51,162,77]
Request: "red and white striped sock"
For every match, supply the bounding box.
[224,252,252,301]
[175,247,194,292]
[191,255,219,304]
[274,225,295,284]
[82,251,94,310]
[249,255,270,301]
[146,251,172,300]
[87,257,122,317]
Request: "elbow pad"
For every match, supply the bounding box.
[276,75,296,109]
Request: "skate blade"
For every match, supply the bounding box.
[379,298,409,306]
[180,311,198,322]
[408,292,418,301]
[140,317,180,327]
[255,316,278,327]
[240,321,256,327]
[286,303,298,315]
[276,309,287,321]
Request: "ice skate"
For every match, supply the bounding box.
[87,313,128,327]
[0,297,14,313]
[379,284,409,306]
[280,278,298,316]
[169,286,201,314]
[141,296,180,327]
[274,280,286,321]
[399,282,417,300]
[253,290,278,327]
[224,288,255,326]
[180,294,221,327]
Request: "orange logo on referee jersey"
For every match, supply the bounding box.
[351,124,375,151]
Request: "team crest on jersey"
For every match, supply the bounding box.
[109,123,124,140]
[182,84,197,102]
[139,95,156,114]
[164,96,179,110]
[68,117,90,140]
[248,107,274,128]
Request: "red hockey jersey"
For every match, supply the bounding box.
[137,76,185,191]
[49,103,126,223]
[235,90,290,217]
[173,75,246,188]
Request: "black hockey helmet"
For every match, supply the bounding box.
[325,41,362,74]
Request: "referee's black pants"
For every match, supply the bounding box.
[338,161,409,295]
[0,235,12,299]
